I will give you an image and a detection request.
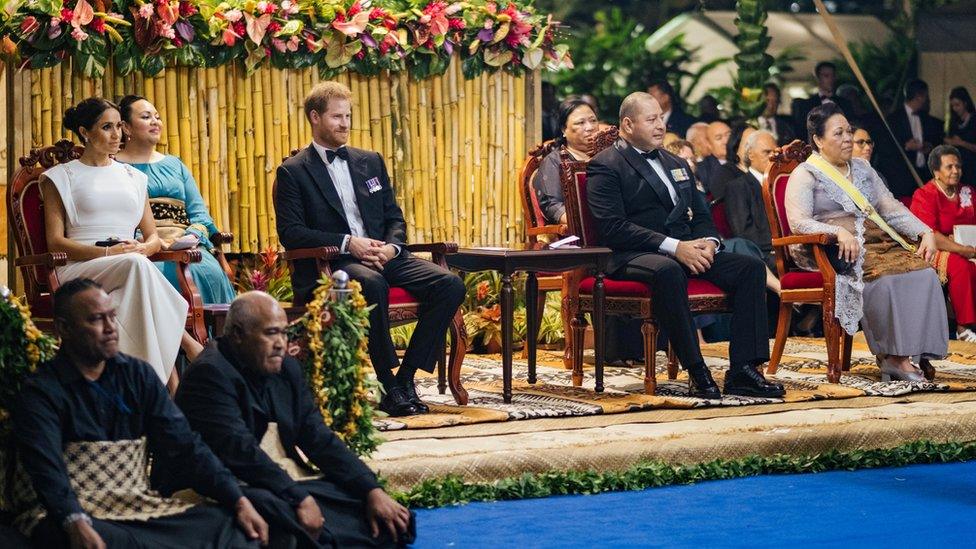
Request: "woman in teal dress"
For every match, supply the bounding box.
[116,95,236,304]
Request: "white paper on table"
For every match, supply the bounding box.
[954,225,976,247]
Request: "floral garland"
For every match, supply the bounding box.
[287,273,380,456]
[0,286,58,430]
[1,0,572,79]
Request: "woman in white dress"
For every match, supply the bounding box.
[40,97,203,389]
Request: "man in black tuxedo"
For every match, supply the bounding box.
[723,130,777,263]
[274,82,465,416]
[791,62,852,131]
[760,83,798,146]
[878,79,945,198]
[167,292,412,548]
[586,92,783,399]
[695,120,731,195]
[647,79,697,138]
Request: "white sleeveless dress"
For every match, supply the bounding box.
[44,160,189,383]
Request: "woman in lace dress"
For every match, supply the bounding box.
[785,103,947,382]
[40,97,203,389]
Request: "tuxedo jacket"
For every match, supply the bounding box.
[161,340,380,505]
[879,108,945,198]
[724,171,773,254]
[587,138,719,274]
[274,145,407,303]
[695,155,725,195]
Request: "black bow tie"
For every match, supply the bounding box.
[325,147,349,163]
[640,149,660,160]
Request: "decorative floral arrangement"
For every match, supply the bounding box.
[0,0,571,78]
[0,286,58,430]
[287,273,380,456]
[234,246,294,302]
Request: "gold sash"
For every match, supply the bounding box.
[807,153,917,252]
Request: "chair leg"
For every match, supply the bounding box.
[823,309,843,383]
[562,295,574,370]
[841,332,853,372]
[570,313,587,387]
[641,320,658,395]
[446,310,469,405]
[437,340,447,396]
[667,346,678,380]
[767,302,793,375]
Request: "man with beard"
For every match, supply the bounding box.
[11,278,268,548]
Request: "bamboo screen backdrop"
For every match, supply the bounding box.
[2,60,542,287]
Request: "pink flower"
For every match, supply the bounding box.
[280,0,298,15]
[287,35,299,51]
[222,28,238,46]
[160,23,176,39]
[224,9,243,23]
[70,27,89,41]
[271,37,286,52]
[139,3,154,18]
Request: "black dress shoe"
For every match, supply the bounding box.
[919,358,936,381]
[687,365,721,400]
[724,365,785,398]
[755,364,784,391]
[378,387,420,417]
[402,379,430,413]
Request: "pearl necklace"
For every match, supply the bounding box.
[936,180,958,200]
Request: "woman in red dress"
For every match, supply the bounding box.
[911,144,976,340]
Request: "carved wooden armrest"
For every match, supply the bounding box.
[527,224,569,237]
[15,252,68,268]
[209,232,234,246]
[772,233,837,247]
[282,246,342,262]
[150,249,203,263]
[405,242,459,255]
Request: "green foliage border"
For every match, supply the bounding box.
[390,439,976,508]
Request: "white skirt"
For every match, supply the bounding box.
[57,253,188,383]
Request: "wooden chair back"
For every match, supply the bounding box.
[7,140,82,314]
[559,127,619,247]
[518,139,560,243]
[761,139,813,277]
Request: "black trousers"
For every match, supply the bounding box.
[243,481,398,549]
[332,253,465,390]
[612,251,769,369]
[30,504,256,548]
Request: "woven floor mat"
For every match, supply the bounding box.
[373,337,976,431]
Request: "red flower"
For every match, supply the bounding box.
[368,7,387,19]
[178,1,197,17]
[90,17,105,34]
[333,11,345,22]
[448,18,464,30]
[232,20,246,38]
[347,1,361,16]
[60,8,73,21]
[267,20,282,34]
[354,49,365,60]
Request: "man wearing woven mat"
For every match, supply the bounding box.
[11,278,269,548]
[586,92,784,400]
[164,292,413,548]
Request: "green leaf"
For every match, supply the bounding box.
[483,48,512,67]
[325,35,362,69]
[74,34,107,78]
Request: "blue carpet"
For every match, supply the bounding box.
[412,461,976,548]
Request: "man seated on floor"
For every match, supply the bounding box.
[159,291,412,548]
[586,92,784,399]
[11,278,268,548]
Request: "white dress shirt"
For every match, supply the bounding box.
[904,103,926,168]
[633,146,719,256]
[311,141,365,253]
[748,167,765,185]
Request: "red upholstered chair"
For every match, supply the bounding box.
[7,140,210,344]
[272,163,469,405]
[517,140,572,361]
[761,140,852,382]
[560,128,730,394]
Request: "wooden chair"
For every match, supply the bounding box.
[517,140,572,362]
[272,167,469,405]
[761,140,852,382]
[560,128,730,394]
[7,140,210,344]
